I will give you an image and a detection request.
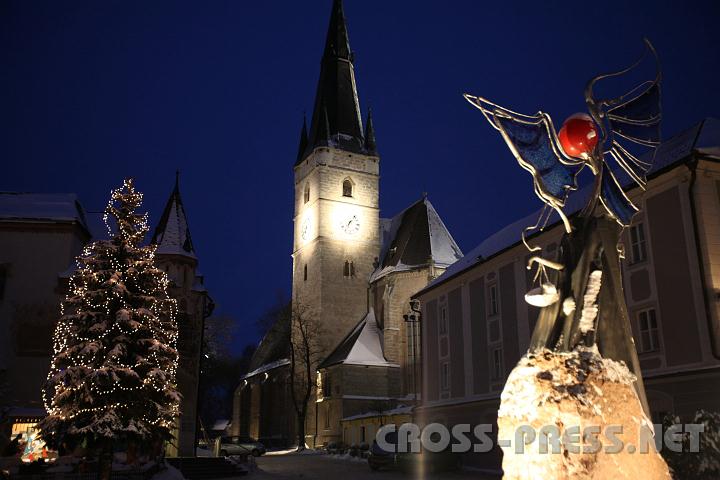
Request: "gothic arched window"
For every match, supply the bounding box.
[304,184,310,204]
[342,178,353,197]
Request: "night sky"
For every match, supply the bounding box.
[2,0,719,352]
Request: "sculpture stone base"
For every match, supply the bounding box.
[497,348,670,479]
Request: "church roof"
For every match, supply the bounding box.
[247,304,291,375]
[318,308,397,369]
[370,196,463,282]
[296,0,370,165]
[151,173,196,259]
[0,192,90,235]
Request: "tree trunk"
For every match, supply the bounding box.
[98,439,113,480]
[296,413,306,451]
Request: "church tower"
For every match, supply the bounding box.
[292,0,380,355]
[151,173,214,457]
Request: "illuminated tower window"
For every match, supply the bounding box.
[342,178,353,197]
[343,260,355,278]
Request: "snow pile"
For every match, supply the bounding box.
[498,348,670,479]
[150,463,185,480]
[326,453,366,463]
[579,270,602,333]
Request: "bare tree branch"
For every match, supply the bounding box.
[288,298,324,450]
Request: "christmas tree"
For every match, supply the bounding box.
[39,178,181,457]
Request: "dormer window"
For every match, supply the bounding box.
[304,184,310,204]
[342,178,353,198]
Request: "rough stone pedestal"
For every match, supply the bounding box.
[497,348,670,479]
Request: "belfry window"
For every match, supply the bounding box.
[342,179,353,197]
[343,260,355,278]
[304,184,310,204]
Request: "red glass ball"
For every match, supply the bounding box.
[558,113,599,159]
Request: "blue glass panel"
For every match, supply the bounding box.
[495,115,577,203]
[601,170,637,225]
[610,119,660,145]
[607,84,660,124]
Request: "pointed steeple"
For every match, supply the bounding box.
[317,103,331,145]
[304,0,364,161]
[295,115,309,165]
[364,108,377,155]
[152,172,196,259]
[323,0,352,61]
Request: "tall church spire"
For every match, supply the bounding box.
[304,0,365,161]
[151,172,196,258]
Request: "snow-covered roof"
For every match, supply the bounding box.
[242,358,291,380]
[341,404,413,422]
[151,176,196,259]
[370,196,463,282]
[0,193,89,233]
[318,309,399,369]
[245,305,291,378]
[417,118,720,297]
[211,419,230,431]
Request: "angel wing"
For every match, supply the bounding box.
[587,39,662,225]
[463,95,585,233]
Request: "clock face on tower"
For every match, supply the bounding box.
[341,214,361,236]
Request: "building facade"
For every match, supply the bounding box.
[415,119,720,471]
[0,194,91,441]
[315,198,462,447]
[234,0,463,449]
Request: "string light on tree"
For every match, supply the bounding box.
[38,178,182,454]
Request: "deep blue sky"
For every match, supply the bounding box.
[2,0,719,352]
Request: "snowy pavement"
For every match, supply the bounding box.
[218,450,500,480]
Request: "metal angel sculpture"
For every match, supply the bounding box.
[465,39,661,413]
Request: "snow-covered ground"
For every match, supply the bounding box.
[324,453,366,463]
[265,448,324,456]
[151,463,185,480]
